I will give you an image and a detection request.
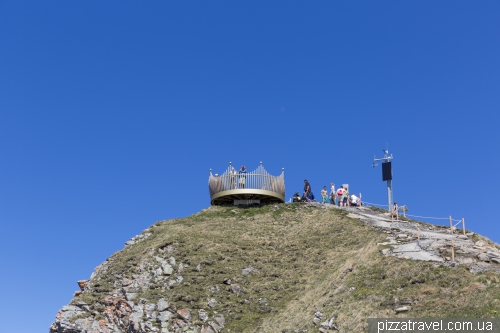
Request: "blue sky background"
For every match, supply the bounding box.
[1,1,499,331]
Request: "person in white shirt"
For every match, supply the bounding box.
[350,194,360,206]
[329,182,336,205]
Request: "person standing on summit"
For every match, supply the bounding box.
[304,179,311,197]
[330,182,336,205]
[321,186,328,204]
[337,186,344,207]
[238,165,248,188]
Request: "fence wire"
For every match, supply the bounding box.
[360,201,463,223]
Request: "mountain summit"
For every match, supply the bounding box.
[50,203,500,333]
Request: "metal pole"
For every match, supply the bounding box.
[387,179,393,211]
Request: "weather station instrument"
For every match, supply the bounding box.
[372,149,394,211]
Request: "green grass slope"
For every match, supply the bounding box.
[70,204,500,332]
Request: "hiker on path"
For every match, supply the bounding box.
[329,182,336,205]
[337,186,344,207]
[321,186,328,203]
[392,202,399,221]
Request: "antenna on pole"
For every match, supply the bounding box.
[373,149,394,211]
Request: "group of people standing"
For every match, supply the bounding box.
[213,165,248,189]
[293,180,361,207]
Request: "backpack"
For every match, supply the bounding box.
[337,189,343,196]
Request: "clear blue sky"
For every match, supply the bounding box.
[1,1,499,331]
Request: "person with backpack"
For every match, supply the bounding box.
[336,186,344,207]
[302,180,315,201]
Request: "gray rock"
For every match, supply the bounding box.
[314,311,323,318]
[162,263,174,275]
[198,309,209,322]
[214,314,225,327]
[492,258,500,264]
[74,302,90,312]
[486,252,500,258]
[328,317,336,328]
[58,305,86,323]
[156,310,173,322]
[207,298,218,308]
[458,257,475,264]
[209,321,222,332]
[395,306,410,313]
[126,293,138,301]
[478,253,490,262]
[145,303,156,312]
[157,298,169,312]
[242,266,258,276]
[201,326,215,333]
[144,321,157,332]
[209,285,220,293]
[230,284,241,294]
[130,305,144,329]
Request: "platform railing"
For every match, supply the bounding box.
[209,162,285,199]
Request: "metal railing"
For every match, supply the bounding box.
[209,162,285,199]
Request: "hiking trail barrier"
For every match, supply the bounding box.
[360,201,467,235]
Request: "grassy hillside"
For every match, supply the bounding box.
[70,204,500,333]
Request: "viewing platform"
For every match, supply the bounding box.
[209,162,285,206]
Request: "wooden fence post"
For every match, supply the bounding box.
[449,216,452,233]
[452,239,455,261]
[462,218,466,235]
